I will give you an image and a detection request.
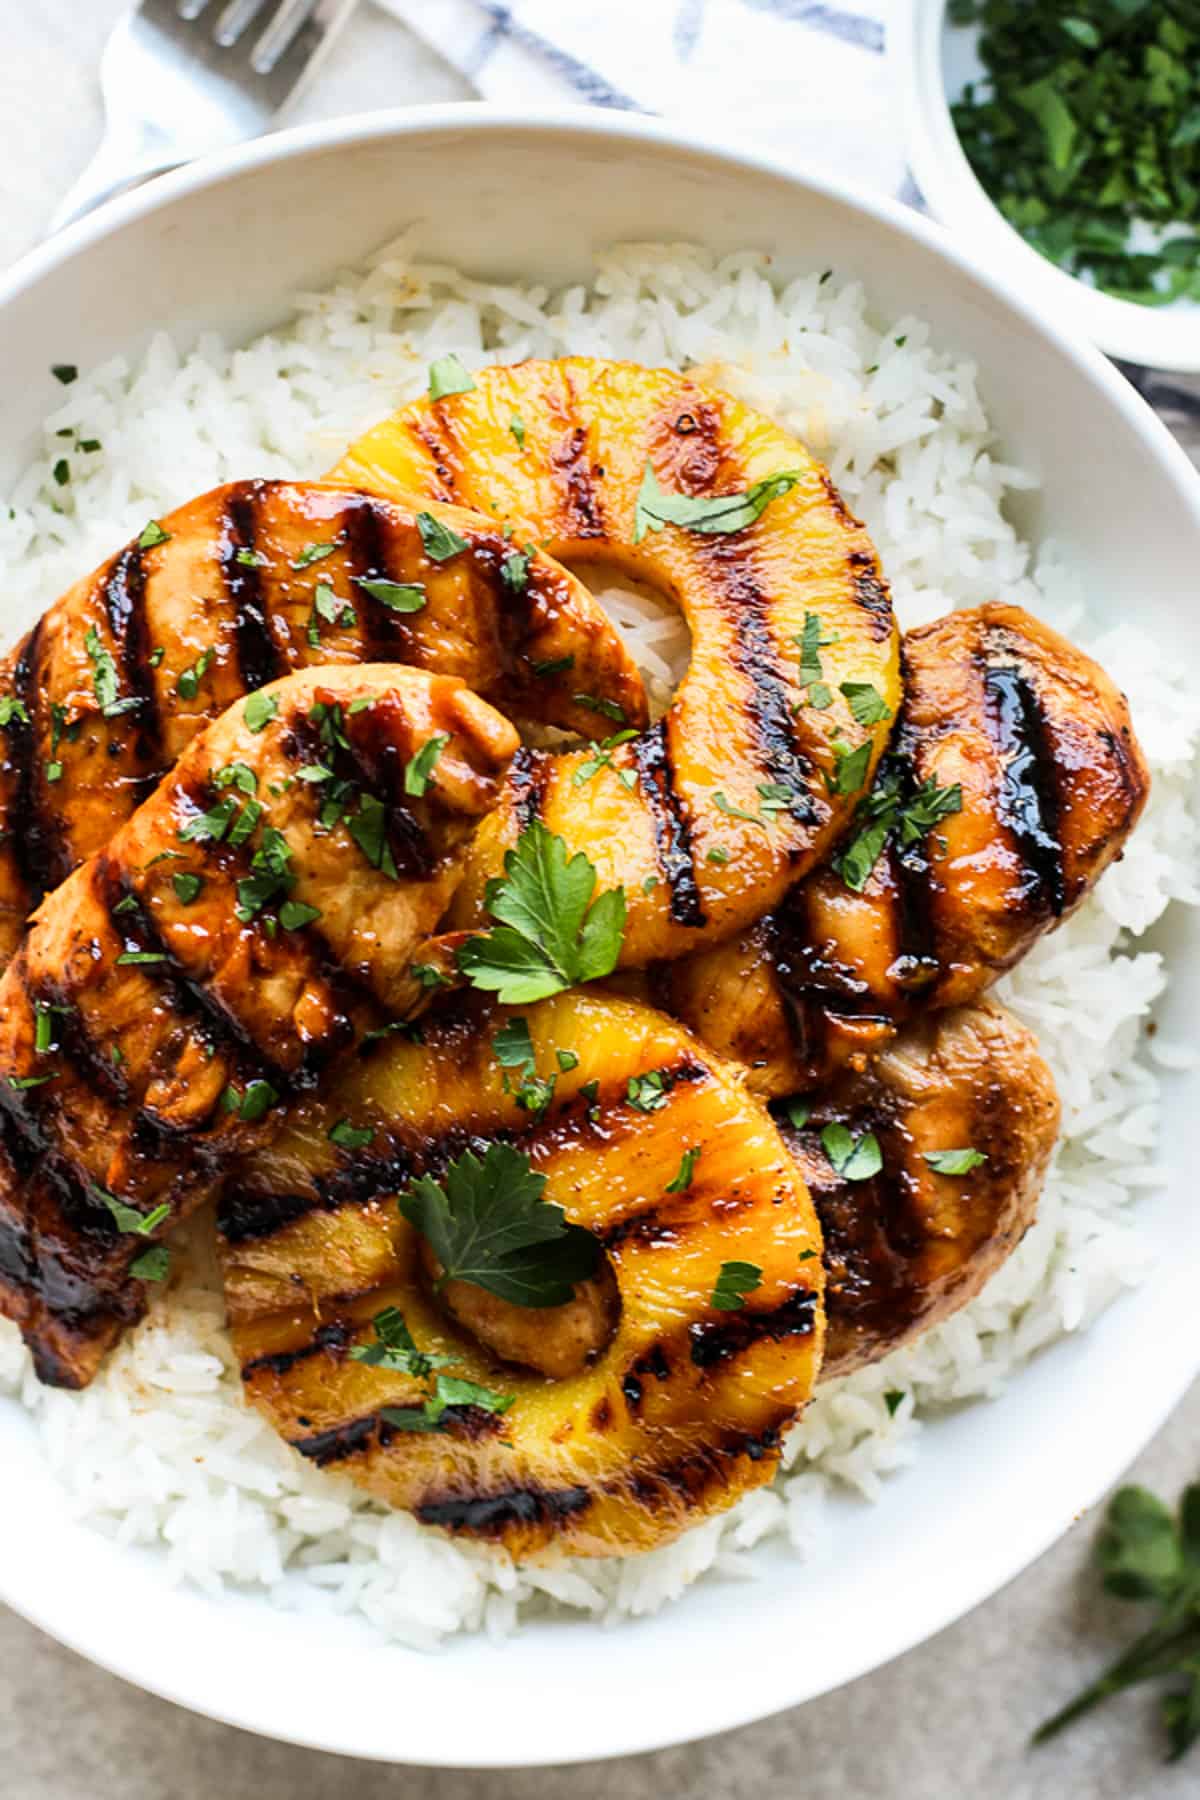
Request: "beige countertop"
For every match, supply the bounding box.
[3,6,1200,1796]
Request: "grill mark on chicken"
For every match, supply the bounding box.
[22,973,129,1110]
[688,1286,817,1368]
[221,481,283,692]
[94,854,300,1102]
[9,623,57,904]
[629,721,706,926]
[509,746,549,832]
[983,662,1066,917]
[103,546,162,769]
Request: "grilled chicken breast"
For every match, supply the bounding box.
[0,665,518,1387]
[220,991,825,1559]
[331,358,901,964]
[667,603,1148,1094]
[781,1000,1059,1379]
[0,479,645,964]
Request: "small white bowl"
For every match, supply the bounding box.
[898,0,1200,372]
[0,106,1199,1767]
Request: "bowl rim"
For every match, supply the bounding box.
[895,0,1200,374]
[2,100,1200,1767]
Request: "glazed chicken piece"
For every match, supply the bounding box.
[0,665,518,1387]
[667,603,1149,1095]
[331,357,902,965]
[780,999,1060,1379]
[0,478,646,964]
[220,991,824,1559]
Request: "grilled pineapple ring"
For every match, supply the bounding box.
[331,358,901,965]
[219,992,825,1559]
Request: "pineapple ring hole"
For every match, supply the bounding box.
[417,1235,622,1380]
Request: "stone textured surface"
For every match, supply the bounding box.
[3,5,1199,1795]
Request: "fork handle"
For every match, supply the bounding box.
[47,121,182,236]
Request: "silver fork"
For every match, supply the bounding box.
[48,0,358,234]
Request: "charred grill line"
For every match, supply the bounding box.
[103,546,162,769]
[341,497,411,652]
[416,1484,593,1535]
[24,975,129,1110]
[630,722,706,927]
[689,1286,817,1368]
[551,416,604,540]
[223,481,283,692]
[241,1319,351,1380]
[984,663,1066,917]
[705,541,822,826]
[509,746,549,833]
[8,623,56,906]
[290,1412,378,1466]
[847,547,895,638]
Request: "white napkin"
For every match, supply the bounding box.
[374,0,910,199]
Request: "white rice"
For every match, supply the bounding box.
[1,240,1197,1647]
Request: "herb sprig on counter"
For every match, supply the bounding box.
[950,0,1200,305]
[1035,1480,1200,1762]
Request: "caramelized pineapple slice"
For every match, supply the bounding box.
[220,991,824,1559]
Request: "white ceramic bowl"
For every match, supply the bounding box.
[898,0,1200,373]
[1,107,1199,1768]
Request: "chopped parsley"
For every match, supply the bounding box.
[821,1123,883,1181]
[509,415,526,448]
[665,1147,701,1193]
[279,899,321,931]
[428,353,475,400]
[172,872,203,905]
[417,511,468,563]
[404,733,449,798]
[457,821,626,1005]
[291,540,337,570]
[706,846,730,866]
[840,680,892,727]
[410,962,449,990]
[783,1098,810,1130]
[833,762,964,894]
[398,1140,599,1307]
[573,728,638,789]
[213,760,257,797]
[711,1260,763,1312]
[176,649,214,701]
[572,692,626,724]
[923,1147,988,1175]
[0,696,29,728]
[352,576,427,613]
[137,520,170,550]
[826,738,873,796]
[51,363,78,385]
[502,546,533,595]
[626,1067,675,1113]
[131,1245,170,1282]
[329,1118,374,1151]
[84,626,141,719]
[634,462,802,542]
[307,582,355,646]
[220,1079,279,1123]
[531,654,574,679]
[884,1390,905,1417]
[243,690,279,734]
[97,1190,169,1236]
[116,950,166,967]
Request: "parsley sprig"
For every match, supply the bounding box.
[833,759,963,894]
[457,821,627,1004]
[634,462,802,542]
[350,1307,513,1433]
[1035,1481,1200,1762]
[399,1140,599,1307]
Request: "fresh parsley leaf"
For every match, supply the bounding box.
[292,540,337,570]
[713,791,761,826]
[219,1079,278,1123]
[329,1118,374,1151]
[116,950,166,967]
[235,546,264,568]
[53,457,69,487]
[634,462,802,543]
[172,872,203,905]
[404,733,449,798]
[827,738,872,796]
[502,547,532,595]
[711,1260,762,1311]
[840,680,892,727]
[899,775,963,844]
[279,900,321,931]
[213,760,257,797]
[138,520,170,550]
[131,1245,171,1281]
[923,1147,988,1175]
[706,846,730,866]
[665,1147,700,1193]
[821,1123,882,1181]
[0,696,29,728]
[410,962,449,991]
[176,649,214,701]
[6,1072,58,1090]
[398,1140,599,1307]
[531,654,574,679]
[243,691,278,734]
[884,1390,905,1417]
[51,363,78,385]
[84,626,141,719]
[492,1015,536,1071]
[97,1190,169,1236]
[417,511,468,563]
[509,415,526,448]
[428,354,475,399]
[572,693,626,724]
[457,821,627,1004]
[626,1068,675,1113]
[783,1098,810,1130]
[33,1005,54,1055]
[556,1049,579,1073]
[346,793,397,878]
[573,729,638,789]
[352,576,427,613]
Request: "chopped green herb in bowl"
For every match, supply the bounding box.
[949,0,1200,307]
